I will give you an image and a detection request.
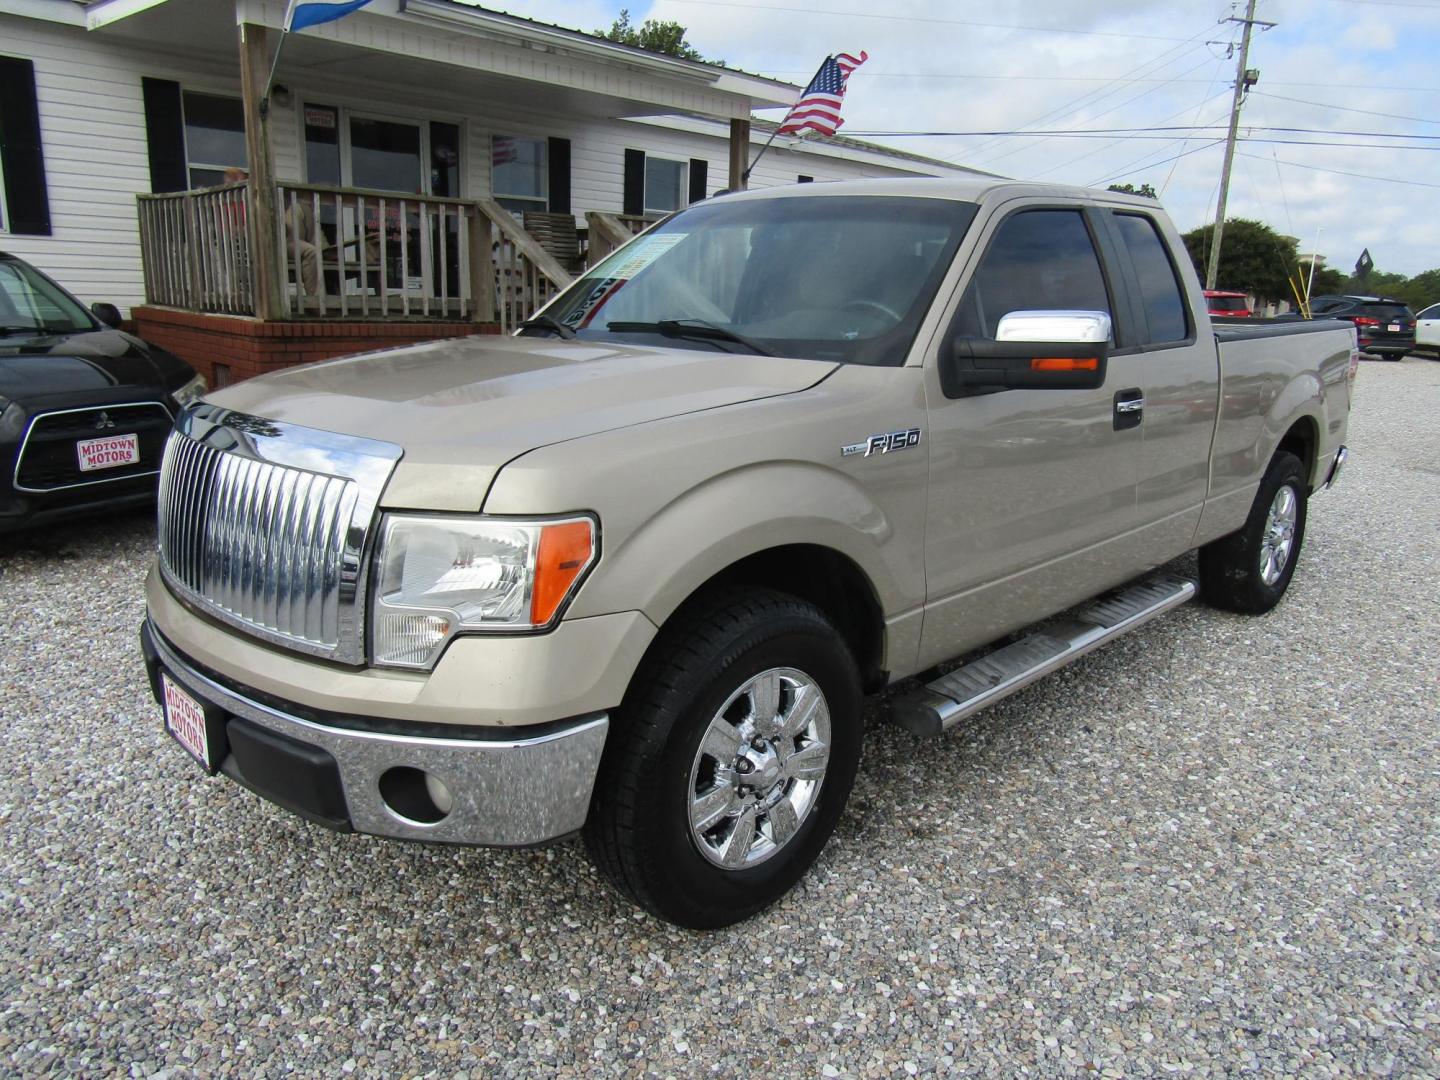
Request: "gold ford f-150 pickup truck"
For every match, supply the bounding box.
[140,179,1355,928]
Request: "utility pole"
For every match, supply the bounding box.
[1205,0,1274,290]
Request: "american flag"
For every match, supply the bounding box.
[776,51,868,137]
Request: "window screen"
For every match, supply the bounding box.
[1114,213,1188,343]
[645,158,686,213]
[953,209,1112,340]
[492,135,546,213]
[183,92,246,188]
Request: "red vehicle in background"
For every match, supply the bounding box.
[1204,289,1253,317]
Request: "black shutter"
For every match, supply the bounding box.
[0,56,52,236]
[547,136,571,214]
[141,77,188,193]
[623,149,645,216]
[688,158,708,203]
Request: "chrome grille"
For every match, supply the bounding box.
[156,405,402,664]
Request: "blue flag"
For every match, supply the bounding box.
[287,0,374,32]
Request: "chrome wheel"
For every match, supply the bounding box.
[687,667,831,869]
[1259,484,1298,586]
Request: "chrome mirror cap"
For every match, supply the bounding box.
[995,310,1112,344]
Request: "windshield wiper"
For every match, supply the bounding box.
[605,319,773,356]
[516,314,576,339]
[0,326,46,335]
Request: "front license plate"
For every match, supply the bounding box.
[162,673,211,769]
[76,432,139,472]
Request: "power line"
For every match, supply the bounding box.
[948,32,1218,166]
[987,52,1222,172]
[1239,151,1440,189]
[842,126,1440,139]
[1089,139,1226,188]
[1252,91,1440,126]
[667,0,1198,41]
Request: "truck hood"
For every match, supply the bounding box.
[206,335,837,510]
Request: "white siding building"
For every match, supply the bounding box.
[2,0,987,383]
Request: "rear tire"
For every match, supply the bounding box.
[584,587,863,929]
[1199,451,1308,614]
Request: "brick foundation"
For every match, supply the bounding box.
[133,307,500,387]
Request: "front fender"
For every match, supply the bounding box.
[568,459,911,629]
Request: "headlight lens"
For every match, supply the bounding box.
[371,514,597,669]
[172,372,207,407]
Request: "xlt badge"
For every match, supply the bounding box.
[842,427,922,458]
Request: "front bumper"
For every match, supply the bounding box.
[142,620,608,846]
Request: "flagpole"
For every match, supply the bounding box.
[743,55,830,184]
[261,0,298,115]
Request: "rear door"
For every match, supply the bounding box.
[1418,304,1440,350]
[1098,209,1219,552]
[917,201,1147,667]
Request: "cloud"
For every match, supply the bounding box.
[496,0,1440,276]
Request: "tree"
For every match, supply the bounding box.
[1180,219,1302,302]
[1308,266,1345,296]
[1107,182,1157,198]
[596,9,712,62]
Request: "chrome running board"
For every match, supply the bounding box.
[891,575,1197,738]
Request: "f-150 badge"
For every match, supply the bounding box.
[842,427,922,458]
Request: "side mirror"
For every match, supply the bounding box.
[91,302,124,329]
[941,310,1111,397]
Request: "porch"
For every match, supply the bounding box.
[135,179,653,326]
[96,0,797,381]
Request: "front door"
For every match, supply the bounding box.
[917,203,1147,669]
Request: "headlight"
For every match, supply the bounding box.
[171,372,207,408]
[371,514,597,669]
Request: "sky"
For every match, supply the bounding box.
[492,0,1440,278]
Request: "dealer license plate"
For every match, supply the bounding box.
[76,432,139,472]
[162,673,210,769]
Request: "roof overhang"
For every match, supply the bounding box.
[2,0,801,121]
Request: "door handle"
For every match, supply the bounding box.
[1114,388,1144,430]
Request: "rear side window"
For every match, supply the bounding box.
[953,209,1112,340]
[1114,213,1188,343]
[1359,303,1411,320]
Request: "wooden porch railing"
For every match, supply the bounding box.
[137,183,253,315]
[584,211,661,268]
[135,182,576,326]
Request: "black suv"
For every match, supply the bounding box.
[1,252,203,532]
[1308,295,1415,359]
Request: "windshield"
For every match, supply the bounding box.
[0,259,95,334]
[543,195,978,366]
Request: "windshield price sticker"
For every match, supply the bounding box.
[606,234,688,280]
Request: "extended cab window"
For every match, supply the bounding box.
[952,209,1112,340]
[1114,213,1188,344]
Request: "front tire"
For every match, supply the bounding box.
[584,588,862,929]
[1199,450,1308,614]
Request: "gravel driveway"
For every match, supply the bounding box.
[2,357,1437,1078]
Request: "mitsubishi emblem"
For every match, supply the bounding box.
[95,411,116,430]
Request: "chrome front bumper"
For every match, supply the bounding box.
[143,621,608,847]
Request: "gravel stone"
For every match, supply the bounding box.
[1,357,1437,1076]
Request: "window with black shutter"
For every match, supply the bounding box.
[0,56,52,235]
